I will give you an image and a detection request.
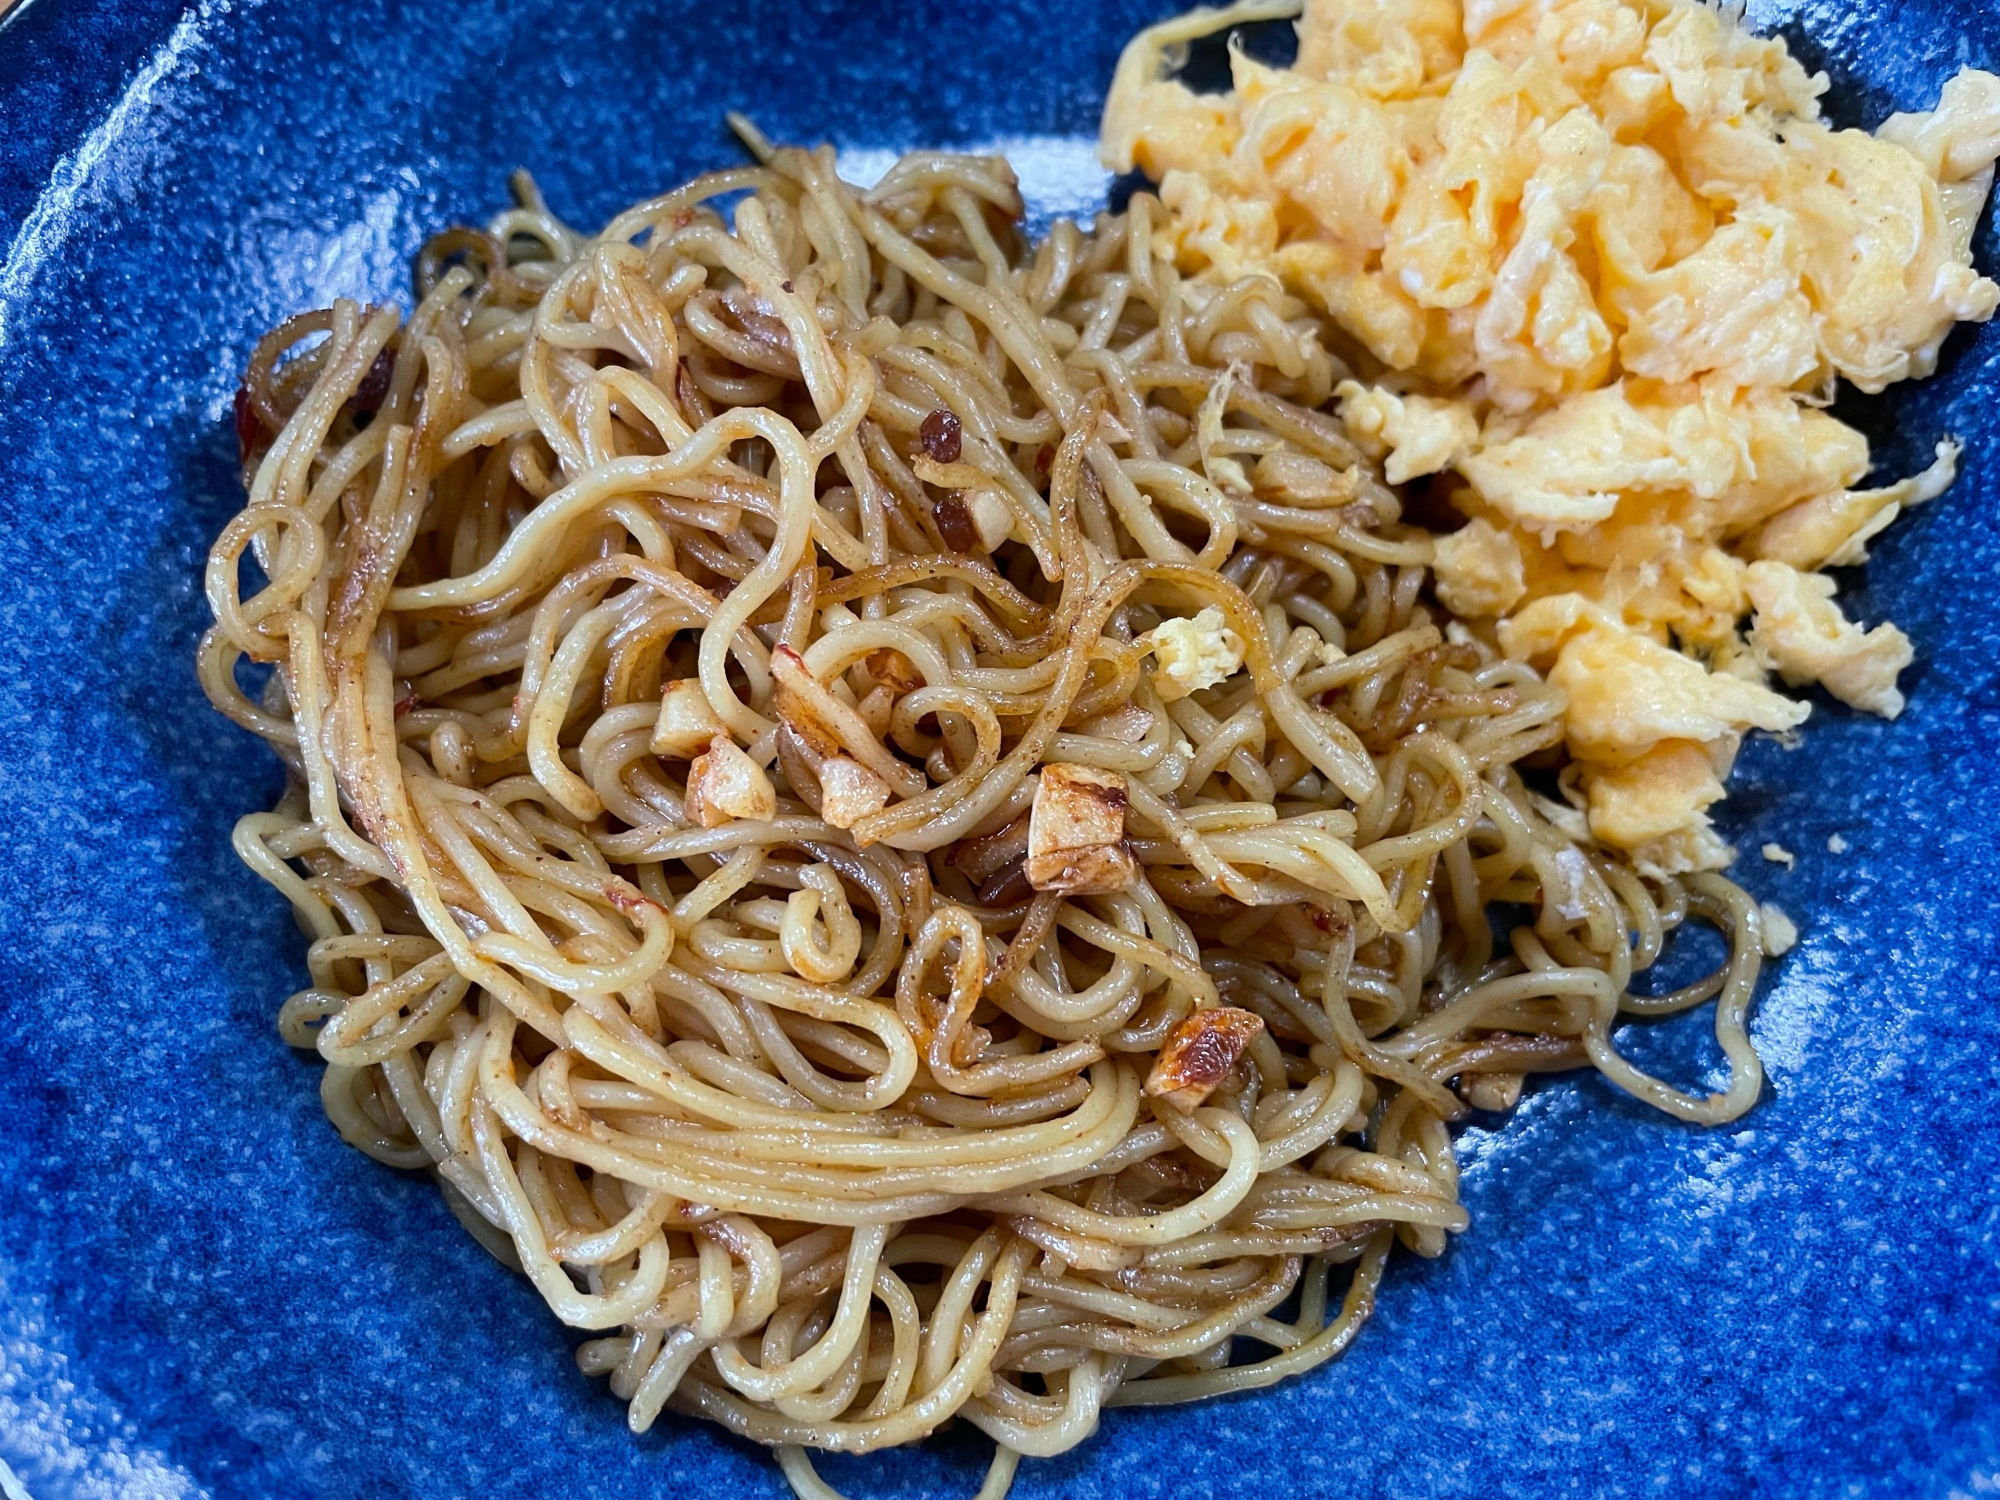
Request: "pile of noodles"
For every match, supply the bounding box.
[200,123,1772,1500]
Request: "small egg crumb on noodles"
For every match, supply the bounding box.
[205,46,1861,1499]
[1104,0,2000,878]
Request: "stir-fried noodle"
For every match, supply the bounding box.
[201,125,1771,1496]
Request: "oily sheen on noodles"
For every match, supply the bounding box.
[200,132,1772,1498]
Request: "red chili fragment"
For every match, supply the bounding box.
[392,690,421,719]
[919,408,963,464]
[232,385,270,462]
[604,884,664,919]
[350,345,395,411]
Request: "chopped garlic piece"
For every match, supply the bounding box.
[817,756,890,831]
[1027,763,1134,895]
[1144,1005,1265,1111]
[1762,842,1796,868]
[962,488,1014,552]
[1461,1073,1525,1112]
[864,648,924,694]
[770,644,928,798]
[914,456,1018,553]
[684,735,776,828]
[1252,449,1355,503]
[1138,606,1245,701]
[653,678,725,759]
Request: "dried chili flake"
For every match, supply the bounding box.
[919,408,963,464]
[350,345,395,411]
[232,386,269,462]
[934,493,977,553]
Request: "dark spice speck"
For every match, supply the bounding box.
[920,408,962,464]
[934,493,977,553]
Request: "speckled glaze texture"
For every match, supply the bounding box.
[0,0,1995,1495]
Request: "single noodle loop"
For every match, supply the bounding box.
[202,137,1774,1498]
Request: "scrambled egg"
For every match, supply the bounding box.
[1104,0,2000,874]
[1760,901,1799,955]
[1743,560,1913,718]
[1140,607,1249,699]
[1335,379,1479,481]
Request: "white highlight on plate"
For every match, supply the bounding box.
[252,176,422,320]
[0,1282,209,1500]
[0,0,238,349]
[837,135,1113,227]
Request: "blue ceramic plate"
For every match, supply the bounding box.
[1,1,1996,1496]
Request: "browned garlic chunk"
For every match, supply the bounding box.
[817,755,891,830]
[1459,1073,1525,1112]
[960,489,1014,552]
[770,644,927,798]
[1144,1005,1266,1111]
[652,678,724,759]
[684,734,776,828]
[1026,763,1134,894]
[864,648,924,694]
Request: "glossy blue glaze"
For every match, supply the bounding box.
[0,0,1996,1495]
